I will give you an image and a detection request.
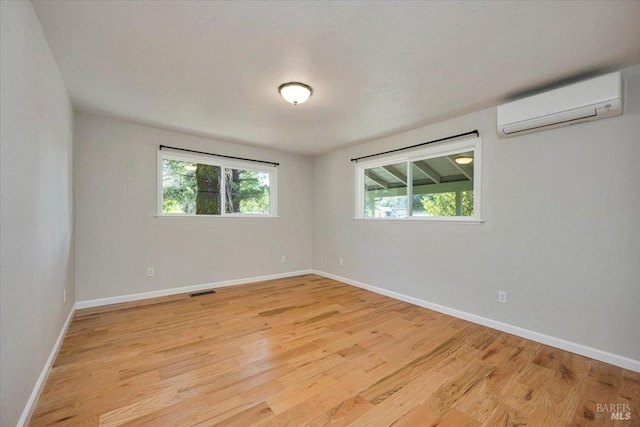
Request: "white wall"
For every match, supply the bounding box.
[313,64,640,362]
[0,2,75,426]
[74,113,313,302]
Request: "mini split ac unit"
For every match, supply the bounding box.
[497,72,622,137]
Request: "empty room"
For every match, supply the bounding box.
[2,1,640,426]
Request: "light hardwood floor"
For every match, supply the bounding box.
[30,275,639,426]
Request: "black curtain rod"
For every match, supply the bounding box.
[159,145,279,166]
[350,130,479,163]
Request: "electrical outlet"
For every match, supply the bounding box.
[148,267,154,277]
[498,291,507,304]
[281,256,286,263]
[339,258,344,266]
[63,289,67,304]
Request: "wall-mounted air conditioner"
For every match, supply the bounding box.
[497,72,622,137]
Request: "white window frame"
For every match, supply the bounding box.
[157,150,278,218]
[354,137,481,223]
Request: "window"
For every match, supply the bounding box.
[158,150,276,217]
[355,137,481,222]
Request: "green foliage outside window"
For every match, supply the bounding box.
[163,159,198,213]
[225,169,270,214]
[162,159,270,215]
[420,191,473,216]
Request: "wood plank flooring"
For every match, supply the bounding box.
[29,275,640,426]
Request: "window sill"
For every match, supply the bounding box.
[353,217,483,224]
[155,214,279,219]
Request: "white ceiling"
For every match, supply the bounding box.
[32,1,640,156]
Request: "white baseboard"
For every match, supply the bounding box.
[312,270,640,373]
[76,270,315,310]
[18,305,76,427]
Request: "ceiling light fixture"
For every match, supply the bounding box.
[278,82,312,105]
[454,156,473,165]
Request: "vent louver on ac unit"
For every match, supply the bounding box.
[497,72,622,137]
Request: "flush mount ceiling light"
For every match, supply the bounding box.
[278,82,312,105]
[454,156,474,165]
